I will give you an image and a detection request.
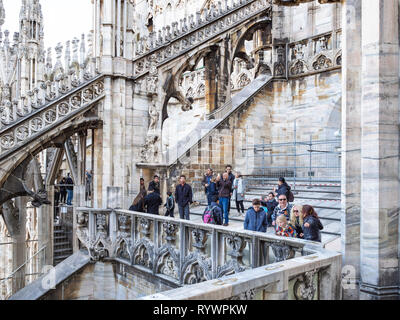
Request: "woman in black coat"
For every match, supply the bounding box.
[301,205,323,242]
[275,177,291,198]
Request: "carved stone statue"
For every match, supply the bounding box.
[148,100,159,131]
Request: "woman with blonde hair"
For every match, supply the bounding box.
[290,204,304,239]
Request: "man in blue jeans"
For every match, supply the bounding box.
[66,173,74,206]
[175,175,193,220]
[217,172,232,226]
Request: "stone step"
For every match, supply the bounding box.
[54,248,73,255]
[54,242,72,248]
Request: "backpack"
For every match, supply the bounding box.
[286,186,294,202]
[202,206,221,225]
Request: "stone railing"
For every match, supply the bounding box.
[287,30,341,77]
[144,247,342,300]
[0,75,105,160]
[76,207,323,287]
[0,33,97,130]
[132,0,271,79]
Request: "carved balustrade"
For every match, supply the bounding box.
[287,31,342,77]
[132,0,272,79]
[76,207,316,286]
[0,76,105,159]
[0,33,98,130]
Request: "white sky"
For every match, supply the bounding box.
[2,0,93,50]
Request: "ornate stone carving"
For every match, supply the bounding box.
[148,101,159,132]
[293,270,318,300]
[0,79,105,155]
[312,54,332,70]
[271,243,295,262]
[228,289,256,300]
[118,214,131,237]
[116,239,131,261]
[162,222,178,243]
[192,228,208,252]
[290,60,307,76]
[155,246,180,279]
[181,252,212,284]
[139,218,152,237]
[132,238,154,269]
[133,0,272,78]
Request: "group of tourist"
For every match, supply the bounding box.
[53,170,93,206]
[243,177,324,242]
[129,175,194,220]
[129,170,324,243]
[54,173,74,206]
[201,165,246,226]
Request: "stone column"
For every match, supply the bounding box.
[204,47,218,114]
[13,197,27,294]
[359,0,399,300]
[39,187,54,267]
[340,0,362,300]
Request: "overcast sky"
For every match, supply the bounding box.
[2,0,93,50]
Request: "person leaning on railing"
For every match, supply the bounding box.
[289,204,304,239]
[301,205,323,242]
[244,199,268,233]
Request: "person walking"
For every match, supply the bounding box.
[65,173,74,205]
[149,175,161,195]
[164,191,175,217]
[217,172,232,226]
[274,177,294,202]
[224,165,235,214]
[301,205,324,242]
[85,170,92,201]
[144,186,162,215]
[244,199,269,232]
[271,194,293,229]
[59,177,67,204]
[261,192,278,227]
[202,168,214,205]
[175,175,193,220]
[233,172,245,216]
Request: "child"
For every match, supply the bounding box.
[202,195,223,225]
[164,191,175,217]
[275,215,297,238]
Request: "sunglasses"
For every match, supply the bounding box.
[293,210,299,212]
[279,198,287,201]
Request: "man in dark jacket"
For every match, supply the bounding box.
[244,199,268,233]
[59,177,67,204]
[65,173,74,205]
[224,165,235,214]
[261,192,278,227]
[175,175,193,220]
[144,186,163,215]
[217,172,232,226]
[201,168,214,205]
[148,175,161,195]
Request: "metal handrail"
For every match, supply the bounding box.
[0,243,48,283]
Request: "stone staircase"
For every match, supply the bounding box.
[53,224,73,266]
